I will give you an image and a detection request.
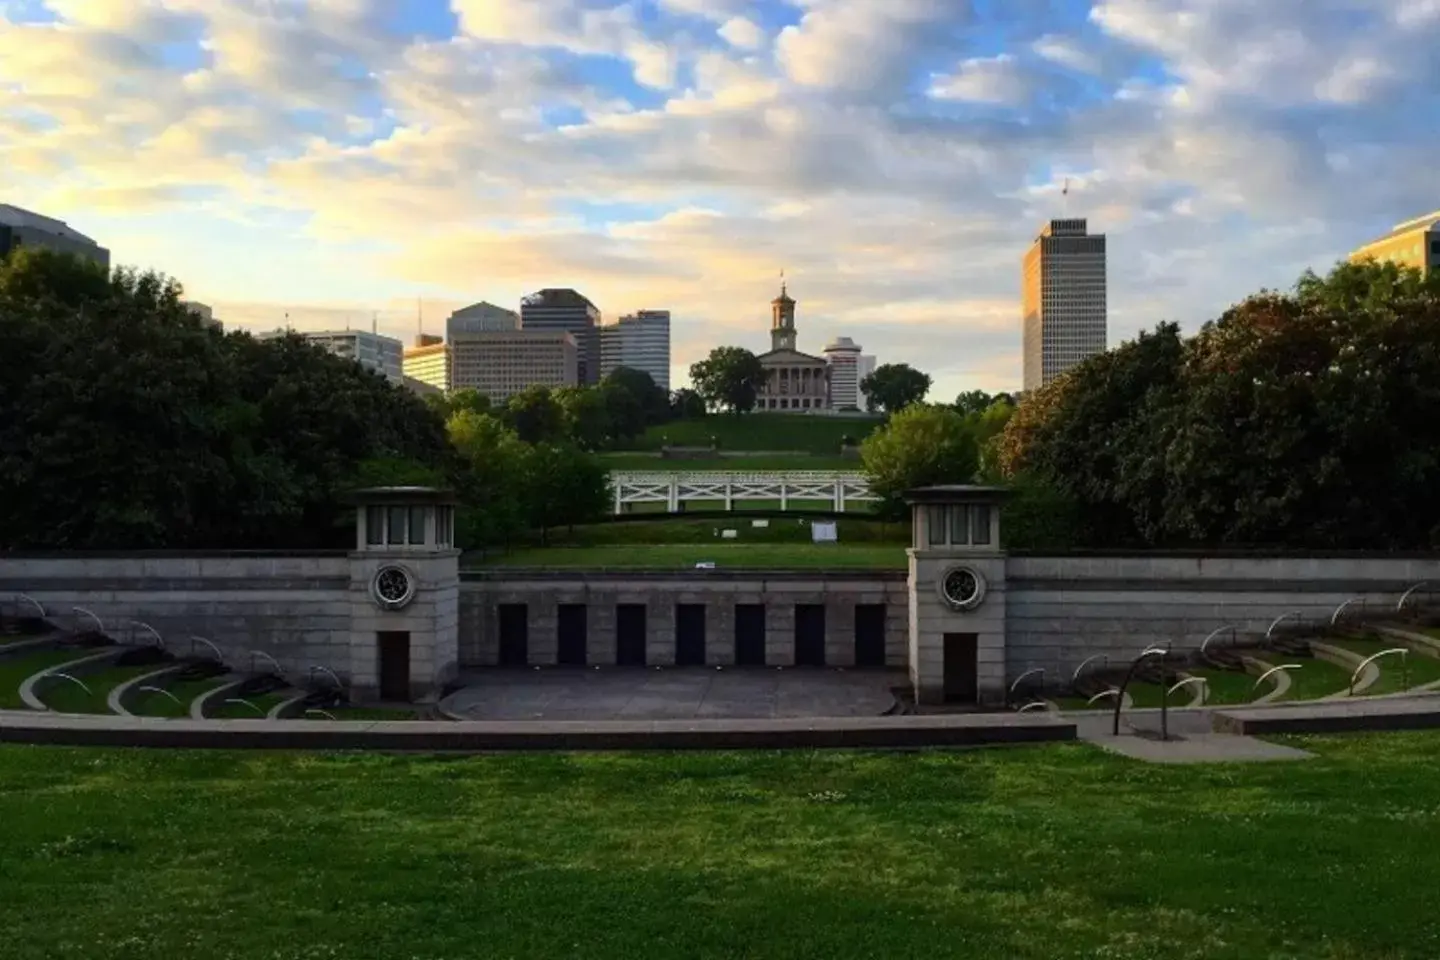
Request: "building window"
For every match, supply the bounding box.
[387,506,406,545]
[366,506,384,546]
[1431,239,1440,255]
[972,504,992,545]
[408,506,428,545]
[949,505,971,545]
[928,506,947,546]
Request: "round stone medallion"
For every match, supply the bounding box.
[939,565,986,612]
[371,564,417,611]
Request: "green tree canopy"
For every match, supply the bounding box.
[860,404,979,520]
[503,385,569,444]
[447,411,528,549]
[669,388,707,420]
[0,253,449,549]
[689,346,766,414]
[996,260,1440,549]
[602,366,670,427]
[861,363,932,415]
[520,443,610,543]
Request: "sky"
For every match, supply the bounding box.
[3,0,1439,398]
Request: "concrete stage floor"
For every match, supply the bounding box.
[441,667,906,721]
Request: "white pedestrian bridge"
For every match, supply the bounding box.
[609,471,878,514]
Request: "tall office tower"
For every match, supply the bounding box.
[403,341,449,392]
[446,301,520,336]
[1022,218,1107,392]
[276,330,405,384]
[448,331,578,402]
[823,337,864,410]
[1349,210,1440,274]
[599,310,672,391]
[0,203,110,270]
[521,288,601,384]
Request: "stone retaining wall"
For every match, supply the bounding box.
[1004,554,1440,678]
[0,553,352,681]
[459,571,910,668]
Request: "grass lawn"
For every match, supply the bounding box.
[631,414,882,455]
[507,517,906,547]
[1277,655,1353,701]
[210,691,290,719]
[601,453,859,472]
[1326,635,1440,695]
[0,649,99,710]
[472,543,908,570]
[129,676,229,718]
[37,663,162,714]
[1187,667,1261,705]
[5,736,1440,958]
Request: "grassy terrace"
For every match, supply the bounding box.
[129,676,228,718]
[0,649,96,710]
[1327,634,1440,694]
[473,543,909,570]
[631,414,881,454]
[38,663,161,714]
[600,453,858,472]
[211,691,289,719]
[5,736,1440,958]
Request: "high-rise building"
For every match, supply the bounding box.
[600,310,672,391]
[857,355,877,399]
[447,301,520,336]
[403,342,449,393]
[449,331,578,402]
[520,288,601,384]
[1349,211,1440,274]
[0,204,110,270]
[279,330,405,384]
[1022,218,1107,392]
[823,337,864,410]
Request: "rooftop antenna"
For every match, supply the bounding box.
[372,311,378,336]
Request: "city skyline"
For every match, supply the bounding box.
[3,1,1436,398]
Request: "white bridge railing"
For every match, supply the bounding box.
[610,471,877,514]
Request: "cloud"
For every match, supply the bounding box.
[929,54,1034,105]
[5,0,1439,400]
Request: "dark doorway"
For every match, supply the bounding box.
[735,604,766,666]
[855,603,887,667]
[557,603,588,666]
[676,604,706,666]
[794,603,826,667]
[378,631,411,702]
[943,632,979,703]
[616,603,647,666]
[498,604,528,666]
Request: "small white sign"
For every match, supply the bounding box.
[811,521,839,543]
[751,519,770,528]
[721,529,738,539]
[695,561,716,569]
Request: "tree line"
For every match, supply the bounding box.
[688,345,937,415]
[992,260,1440,550]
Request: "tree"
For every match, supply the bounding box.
[0,250,450,549]
[598,380,646,445]
[689,346,766,414]
[555,386,614,451]
[447,411,528,550]
[503,385,568,444]
[520,443,610,543]
[602,366,670,426]
[669,388,707,420]
[860,404,979,519]
[861,363,932,415]
[954,389,1014,416]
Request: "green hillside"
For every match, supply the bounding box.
[631,414,882,455]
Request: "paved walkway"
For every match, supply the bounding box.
[1071,709,1312,764]
[442,667,905,721]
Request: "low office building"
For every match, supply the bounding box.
[0,203,110,270]
[1349,210,1440,274]
[449,330,578,402]
[264,329,405,384]
[181,301,223,333]
[403,342,449,393]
